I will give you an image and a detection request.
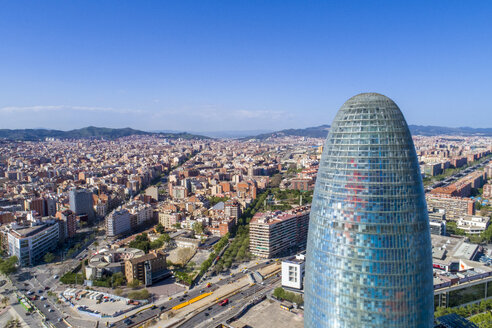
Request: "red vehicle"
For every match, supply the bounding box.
[219,299,229,306]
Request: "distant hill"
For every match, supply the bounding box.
[245,124,492,140]
[0,126,208,141]
[244,125,331,140]
[407,125,492,136]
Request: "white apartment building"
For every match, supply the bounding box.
[106,208,131,237]
[281,252,305,290]
[457,215,490,234]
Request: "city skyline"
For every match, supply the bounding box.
[1,1,492,131]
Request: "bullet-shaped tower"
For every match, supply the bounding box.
[304,93,433,327]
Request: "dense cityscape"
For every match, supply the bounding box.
[2,2,492,328]
[0,101,490,327]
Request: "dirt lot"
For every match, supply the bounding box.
[236,299,304,328]
[146,277,186,301]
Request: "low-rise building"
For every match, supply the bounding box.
[125,250,168,286]
[86,247,145,279]
[281,252,305,290]
[457,215,490,234]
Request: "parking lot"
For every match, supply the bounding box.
[62,290,143,318]
[75,297,134,317]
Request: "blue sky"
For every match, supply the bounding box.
[1,1,491,132]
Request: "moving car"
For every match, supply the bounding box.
[219,298,229,306]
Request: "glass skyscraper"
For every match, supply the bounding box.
[304,93,433,327]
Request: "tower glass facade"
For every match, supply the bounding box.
[304,93,433,327]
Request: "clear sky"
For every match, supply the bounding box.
[1,1,491,132]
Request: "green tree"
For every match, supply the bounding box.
[155,223,165,234]
[112,272,126,287]
[43,252,55,263]
[66,248,76,258]
[128,280,141,289]
[192,222,204,235]
[0,256,18,275]
[128,289,150,300]
[160,233,171,243]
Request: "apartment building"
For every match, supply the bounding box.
[249,206,310,259]
[106,208,131,237]
[56,209,76,241]
[224,199,241,220]
[426,195,474,221]
[158,210,182,229]
[125,250,167,286]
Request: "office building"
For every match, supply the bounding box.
[69,188,95,223]
[6,215,59,266]
[249,206,310,258]
[304,93,434,327]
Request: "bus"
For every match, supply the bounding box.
[20,299,33,312]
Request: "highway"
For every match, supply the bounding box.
[110,262,277,328]
[180,275,281,328]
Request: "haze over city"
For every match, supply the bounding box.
[1,1,492,132]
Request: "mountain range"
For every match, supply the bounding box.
[1,124,491,141]
[0,126,207,141]
[244,124,492,139]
